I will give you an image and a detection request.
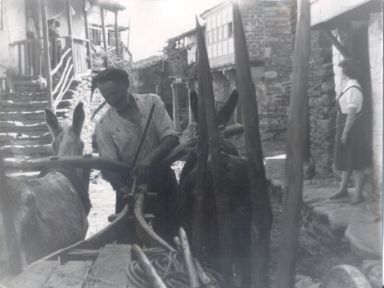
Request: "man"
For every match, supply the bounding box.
[93,69,179,235]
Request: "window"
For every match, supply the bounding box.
[223,39,228,55]
[108,29,116,46]
[90,27,101,45]
[228,38,234,53]
[212,43,217,57]
[218,42,223,56]
[228,22,233,38]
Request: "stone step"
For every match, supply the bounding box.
[0,120,49,133]
[0,110,46,121]
[56,99,73,109]
[345,222,381,259]
[0,144,52,157]
[302,183,381,259]
[0,100,49,111]
[0,132,50,144]
[0,109,67,122]
[0,91,47,102]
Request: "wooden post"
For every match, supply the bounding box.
[100,7,108,67]
[83,0,92,70]
[114,11,119,56]
[320,27,351,59]
[66,0,75,74]
[171,80,181,132]
[100,7,107,51]
[276,0,310,287]
[196,19,232,286]
[0,154,23,274]
[191,88,208,257]
[187,80,195,123]
[40,0,53,110]
[232,3,273,287]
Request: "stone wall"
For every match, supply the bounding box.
[308,31,336,177]
[236,0,292,135]
[260,0,292,134]
[131,62,174,116]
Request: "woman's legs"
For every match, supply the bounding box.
[330,170,352,199]
[351,169,365,204]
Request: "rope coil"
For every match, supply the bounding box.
[126,247,221,288]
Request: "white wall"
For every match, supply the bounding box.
[368,12,383,200]
[0,0,26,75]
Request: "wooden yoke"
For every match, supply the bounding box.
[276,0,311,287]
[196,18,232,286]
[0,154,23,274]
[232,3,273,287]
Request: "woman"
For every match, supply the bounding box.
[330,58,370,204]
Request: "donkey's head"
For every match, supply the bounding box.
[190,89,239,128]
[45,102,85,157]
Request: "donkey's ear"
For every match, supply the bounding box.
[190,90,198,122]
[216,89,239,126]
[72,102,85,136]
[45,109,61,137]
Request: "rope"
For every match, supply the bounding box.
[126,247,221,288]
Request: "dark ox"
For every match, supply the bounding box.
[0,103,89,267]
[175,91,252,286]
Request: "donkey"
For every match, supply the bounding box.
[175,90,252,286]
[0,102,90,267]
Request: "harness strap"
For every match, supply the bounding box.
[39,165,92,215]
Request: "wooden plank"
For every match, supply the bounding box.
[43,261,92,288]
[232,3,272,287]
[84,244,132,288]
[276,0,311,287]
[2,261,58,288]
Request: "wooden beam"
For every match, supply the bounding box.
[83,0,92,70]
[320,27,351,59]
[276,0,311,287]
[232,3,272,287]
[196,18,232,286]
[100,7,108,67]
[40,0,53,110]
[0,154,23,274]
[66,0,75,75]
[114,11,119,56]
[171,80,181,132]
[66,0,73,37]
[100,7,107,51]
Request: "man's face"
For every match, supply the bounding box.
[98,80,129,110]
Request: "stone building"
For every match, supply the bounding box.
[200,0,292,135]
[308,0,383,196]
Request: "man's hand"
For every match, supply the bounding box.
[135,156,153,185]
[117,185,131,199]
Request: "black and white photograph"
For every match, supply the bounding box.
[0,0,382,287]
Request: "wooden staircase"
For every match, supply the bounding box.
[0,80,73,176]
